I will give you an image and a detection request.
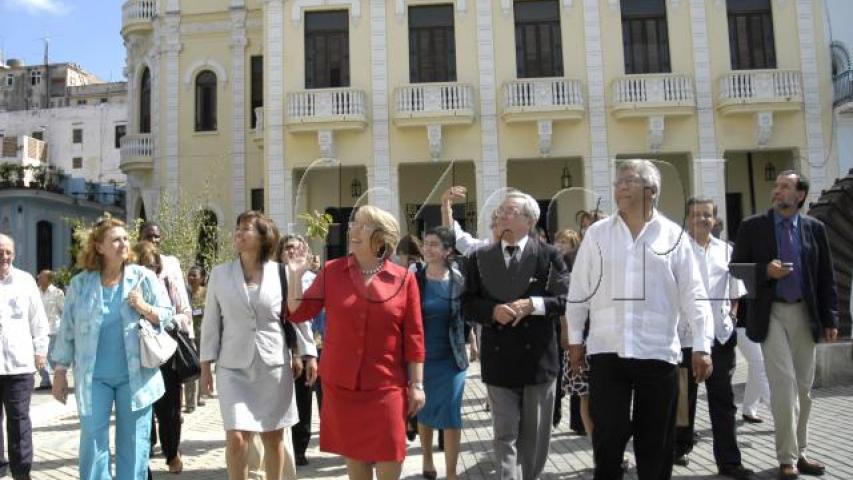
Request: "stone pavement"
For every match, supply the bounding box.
[27,356,853,480]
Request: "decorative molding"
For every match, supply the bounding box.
[291,0,361,25]
[396,0,468,18]
[754,111,774,147]
[795,0,827,199]
[369,0,395,215]
[537,120,553,156]
[502,0,572,14]
[318,130,336,160]
[180,21,231,34]
[427,124,442,160]
[183,59,228,87]
[583,0,612,213]
[164,12,181,196]
[230,6,248,217]
[476,0,502,237]
[648,116,665,152]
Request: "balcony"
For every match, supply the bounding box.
[393,83,475,127]
[717,70,803,115]
[502,78,585,123]
[119,134,154,173]
[285,89,367,132]
[834,70,853,114]
[610,74,695,119]
[121,0,157,35]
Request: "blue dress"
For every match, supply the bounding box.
[418,278,466,429]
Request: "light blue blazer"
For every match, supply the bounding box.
[50,264,175,416]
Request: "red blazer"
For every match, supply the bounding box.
[287,255,425,391]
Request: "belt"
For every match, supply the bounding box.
[773,297,802,304]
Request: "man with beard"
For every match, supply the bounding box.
[730,171,838,480]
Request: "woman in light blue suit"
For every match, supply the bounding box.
[50,216,174,480]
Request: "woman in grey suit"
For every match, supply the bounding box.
[199,211,303,480]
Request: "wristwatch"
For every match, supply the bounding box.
[409,381,424,391]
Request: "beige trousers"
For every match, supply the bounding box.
[761,302,817,465]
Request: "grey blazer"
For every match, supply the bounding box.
[200,260,315,369]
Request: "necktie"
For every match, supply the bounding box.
[778,218,802,302]
[505,245,519,275]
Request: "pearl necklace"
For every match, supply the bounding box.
[361,260,384,277]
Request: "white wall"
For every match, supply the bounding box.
[0,102,128,183]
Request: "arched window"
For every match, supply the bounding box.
[36,220,53,272]
[140,67,152,134]
[195,70,218,132]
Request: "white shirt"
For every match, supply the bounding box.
[566,211,714,364]
[0,267,49,374]
[690,236,746,345]
[286,265,318,358]
[40,284,65,335]
[161,254,191,322]
[500,235,545,315]
[451,220,490,256]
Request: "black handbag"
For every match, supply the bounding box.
[169,327,201,383]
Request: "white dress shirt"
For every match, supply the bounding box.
[286,265,318,358]
[690,236,746,345]
[566,211,714,364]
[0,267,49,374]
[40,284,65,335]
[500,235,545,315]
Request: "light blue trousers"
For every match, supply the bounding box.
[79,376,153,480]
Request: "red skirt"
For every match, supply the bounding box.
[319,381,408,463]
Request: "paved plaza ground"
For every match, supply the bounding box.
[28,357,853,479]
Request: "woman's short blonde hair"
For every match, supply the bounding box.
[132,240,162,274]
[554,228,581,251]
[77,215,134,272]
[356,205,400,259]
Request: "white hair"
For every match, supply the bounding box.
[616,159,662,202]
[0,233,13,248]
[504,190,541,225]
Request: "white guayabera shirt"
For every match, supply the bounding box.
[0,267,49,374]
[41,283,65,335]
[690,236,746,345]
[566,211,714,364]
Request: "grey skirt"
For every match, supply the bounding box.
[216,351,298,432]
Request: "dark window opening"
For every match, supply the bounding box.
[72,128,83,144]
[115,125,126,149]
[251,188,265,212]
[250,56,264,129]
[72,157,83,169]
[727,0,776,70]
[305,10,350,88]
[514,0,563,78]
[140,68,152,134]
[408,5,456,83]
[621,0,671,74]
[195,70,218,132]
[36,221,53,272]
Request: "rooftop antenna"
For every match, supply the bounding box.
[0,36,5,66]
[42,37,50,108]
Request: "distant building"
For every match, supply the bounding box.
[0,59,127,274]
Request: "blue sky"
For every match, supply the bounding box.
[0,0,125,81]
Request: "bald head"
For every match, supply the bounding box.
[0,234,14,278]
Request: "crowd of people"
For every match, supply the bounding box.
[0,160,846,480]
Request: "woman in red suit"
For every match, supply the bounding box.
[286,205,425,480]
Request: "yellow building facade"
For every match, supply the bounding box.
[120,0,838,246]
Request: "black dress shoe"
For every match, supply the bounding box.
[674,454,690,467]
[742,414,764,424]
[295,455,309,466]
[796,457,825,476]
[422,471,437,480]
[719,464,754,479]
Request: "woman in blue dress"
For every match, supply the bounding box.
[414,226,468,480]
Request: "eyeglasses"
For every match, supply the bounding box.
[235,226,256,233]
[496,207,525,218]
[612,176,645,188]
[423,241,444,248]
[348,222,375,232]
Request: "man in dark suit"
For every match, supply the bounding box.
[463,190,568,480]
[730,171,838,480]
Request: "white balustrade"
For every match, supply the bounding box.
[612,74,695,105]
[719,70,802,102]
[120,134,154,171]
[122,0,157,27]
[395,83,474,114]
[505,78,584,110]
[287,89,366,121]
[833,70,853,107]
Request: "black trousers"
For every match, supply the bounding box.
[589,354,677,480]
[0,374,33,478]
[674,348,699,458]
[675,339,742,467]
[291,367,314,458]
[151,365,182,462]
